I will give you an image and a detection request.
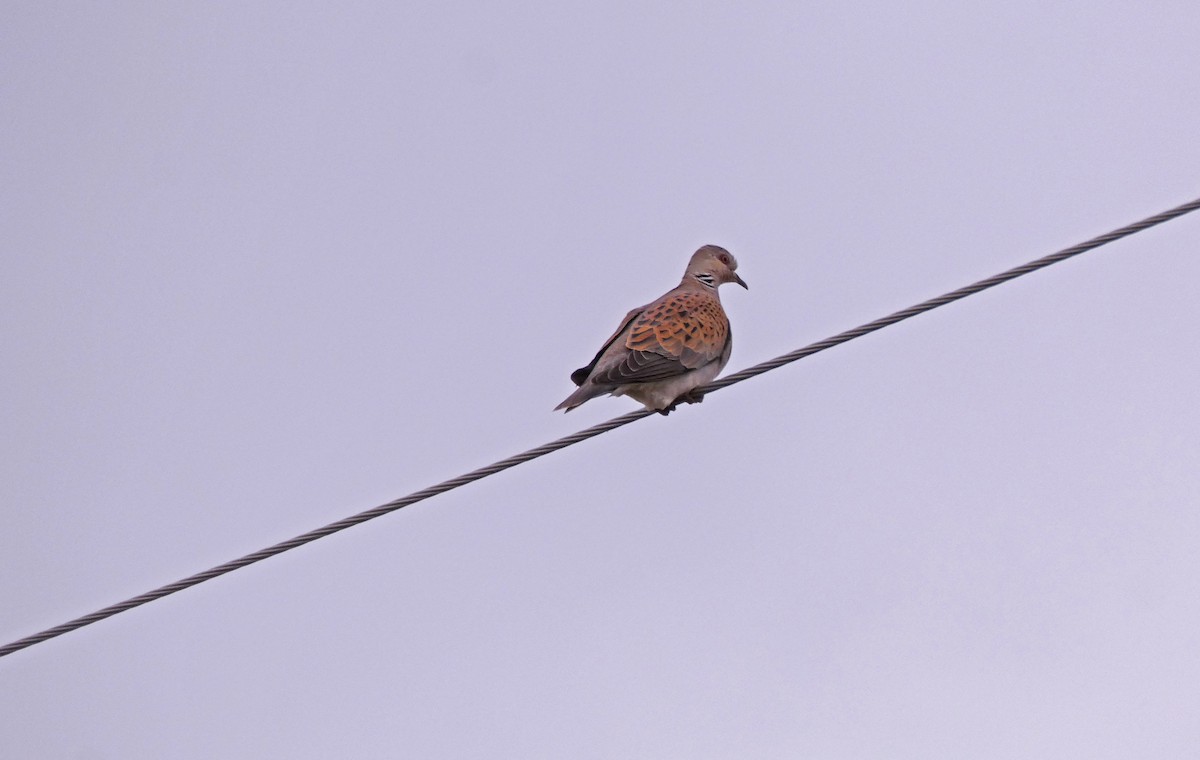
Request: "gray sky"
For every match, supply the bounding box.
[3,2,1199,758]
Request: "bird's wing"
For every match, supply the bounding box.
[591,289,730,385]
[626,289,729,368]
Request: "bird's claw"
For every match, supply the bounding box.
[658,389,706,415]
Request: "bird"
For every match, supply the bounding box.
[555,244,747,414]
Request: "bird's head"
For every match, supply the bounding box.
[686,244,748,289]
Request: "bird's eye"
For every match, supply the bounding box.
[719,254,730,264]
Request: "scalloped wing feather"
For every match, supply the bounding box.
[625,289,729,370]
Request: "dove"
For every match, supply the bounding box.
[555,244,747,415]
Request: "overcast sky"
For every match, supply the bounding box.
[3,2,1199,758]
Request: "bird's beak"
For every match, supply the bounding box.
[733,273,748,289]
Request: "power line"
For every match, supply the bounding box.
[2,196,1198,660]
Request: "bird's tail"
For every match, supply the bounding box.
[553,383,604,412]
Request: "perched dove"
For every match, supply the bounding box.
[555,245,747,414]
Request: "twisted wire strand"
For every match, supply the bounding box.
[707,196,1200,392]
[3,196,1197,659]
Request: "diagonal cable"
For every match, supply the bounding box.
[2,196,1198,660]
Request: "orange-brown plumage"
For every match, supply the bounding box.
[625,291,730,367]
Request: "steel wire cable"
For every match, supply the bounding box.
[2,196,1198,660]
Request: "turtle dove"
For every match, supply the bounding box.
[555,245,747,414]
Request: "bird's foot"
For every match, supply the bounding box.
[657,390,705,416]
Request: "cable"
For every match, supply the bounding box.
[2,196,1198,659]
[708,196,1200,392]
